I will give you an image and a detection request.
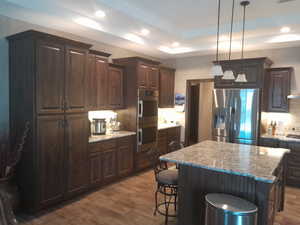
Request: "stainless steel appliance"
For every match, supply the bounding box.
[212,88,259,145]
[137,89,158,152]
[91,118,106,135]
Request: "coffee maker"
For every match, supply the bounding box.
[91,118,106,135]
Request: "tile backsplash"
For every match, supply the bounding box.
[261,100,300,135]
[158,107,183,125]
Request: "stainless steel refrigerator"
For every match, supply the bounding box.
[212,88,259,145]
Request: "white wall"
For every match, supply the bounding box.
[0,15,160,137]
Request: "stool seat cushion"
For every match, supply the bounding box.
[157,169,178,185]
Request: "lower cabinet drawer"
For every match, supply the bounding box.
[287,154,300,167]
[287,166,300,180]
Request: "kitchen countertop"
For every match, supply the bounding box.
[160,140,290,183]
[158,123,181,130]
[261,134,300,142]
[89,131,136,143]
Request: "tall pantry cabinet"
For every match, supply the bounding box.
[7,30,91,212]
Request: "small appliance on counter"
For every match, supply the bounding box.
[109,117,121,132]
[91,118,106,135]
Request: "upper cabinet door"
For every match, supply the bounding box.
[65,46,88,113]
[86,55,98,110]
[138,64,149,89]
[265,68,292,112]
[108,66,124,109]
[148,67,159,90]
[159,68,175,108]
[65,113,89,197]
[36,41,65,114]
[95,56,109,109]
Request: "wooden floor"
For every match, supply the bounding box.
[19,170,300,225]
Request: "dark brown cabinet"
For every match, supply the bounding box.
[38,115,65,207]
[148,67,159,90]
[137,63,159,90]
[157,126,181,155]
[7,30,92,212]
[260,137,300,188]
[259,137,279,148]
[65,46,88,113]
[86,52,124,110]
[89,152,103,186]
[159,67,175,108]
[264,68,292,112]
[102,148,118,183]
[113,57,160,91]
[214,57,273,88]
[108,65,124,109]
[117,137,134,177]
[36,40,89,115]
[36,40,65,114]
[65,114,89,197]
[88,135,135,189]
[278,141,300,187]
[138,64,149,89]
[37,113,89,209]
[86,53,109,110]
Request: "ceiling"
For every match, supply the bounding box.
[1,0,300,59]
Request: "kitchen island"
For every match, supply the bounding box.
[160,140,290,225]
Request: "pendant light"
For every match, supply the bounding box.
[235,1,250,83]
[210,0,224,77]
[222,0,236,80]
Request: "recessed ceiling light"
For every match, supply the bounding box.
[280,27,291,33]
[74,17,102,31]
[159,46,193,54]
[140,29,150,36]
[267,34,300,43]
[219,35,229,41]
[124,34,145,45]
[95,10,106,18]
[172,42,180,47]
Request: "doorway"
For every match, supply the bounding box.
[185,79,214,146]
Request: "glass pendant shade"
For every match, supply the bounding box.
[235,73,247,82]
[222,70,235,80]
[211,64,224,76]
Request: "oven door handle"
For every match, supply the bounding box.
[138,100,143,118]
[138,129,143,145]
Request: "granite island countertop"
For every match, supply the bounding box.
[89,131,136,143]
[160,140,290,183]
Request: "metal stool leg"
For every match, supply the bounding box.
[154,184,159,216]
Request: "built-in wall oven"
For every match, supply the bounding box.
[137,89,158,152]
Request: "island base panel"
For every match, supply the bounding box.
[178,165,277,225]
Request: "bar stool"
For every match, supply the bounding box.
[147,148,178,225]
[205,193,258,225]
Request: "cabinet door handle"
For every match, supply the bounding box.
[138,101,143,118]
[138,129,143,146]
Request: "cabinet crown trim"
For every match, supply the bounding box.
[7,30,92,49]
